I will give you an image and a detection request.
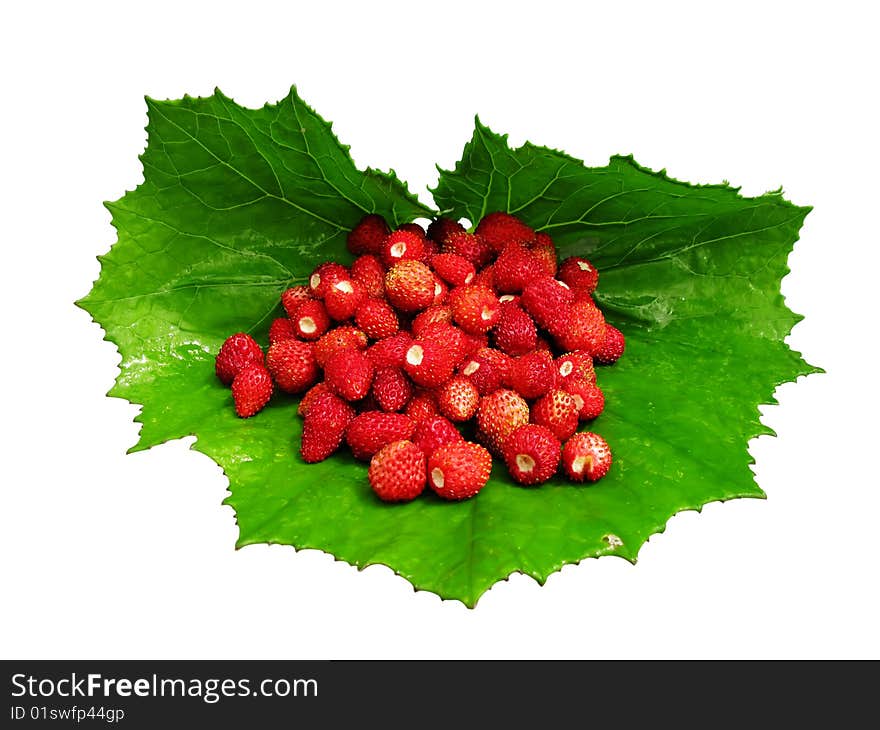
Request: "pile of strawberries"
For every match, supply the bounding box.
[214,212,624,502]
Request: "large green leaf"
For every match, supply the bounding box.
[79,89,818,607]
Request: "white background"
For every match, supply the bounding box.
[2,1,878,659]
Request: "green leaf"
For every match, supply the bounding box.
[79,91,818,607]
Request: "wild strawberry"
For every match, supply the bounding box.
[561,432,612,482]
[280,285,313,319]
[529,232,558,276]
[347,213,390,256]
[381,229,426,267]
[558,256,599,294]
[385,260,436,312]
[268,317,297,345]
[421,237,439,262]
[507,350,556,400]
[555,351,596,384]
[231,364,273,418]
[428,441,493,500]
[355,298,399,339]
[324,349,374,401]
[553,300,606,354]
[493,242,545,294]
[403,339,456,388]
[300,391,355,463]
[324,278,366,321]
[442,231,492,269]
[368,440,426,502]
[266,339,319,393]
[459,347,511,396]
[449,285,500,335]
[411,306,453,338]
[412,416,463,457]
[309,261,349,299]
[475,211,536,252]
[431,253,475,287]
[291,299,331,341]
[520,276,574,331]
[297,382,332,417]
[475,389,530,455]
[399,221,426,236]
[372,366,412,412]
[427,217,465,244]
[351,254,386,298]
[366,331,413,369]
[345,411,416,460]
[493,300,537,356]
[405,389,440,424]
[437,376,480,422]
[562,378,605,420]
[595,324,625,365]
[431,276,449,306]
[418,322,470,368]
[503,424,561,485]
[215,332,263,385]
[472,262,496,292]
[313,326,368,368]
[530,389,579,442]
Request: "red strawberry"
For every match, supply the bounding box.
[472,262,496,292]
[427,217,465,244]
[530,389,579,442]
[403,339,456,388]
[366,331,413,369]
[520,276,574,331]
[399,222,426,238]
[553,300,606,354]
[231,364,273,418]
[347,214,390,256]
[412,416,463,457]
[297,382,331,417]
[345,411,416,460]
[442,231,492,269]
[493,242,545,294]
[411,306,453,338]
[475,211,536,252]
[459,347,511,396]
[309,261,349,299]
[381,229,426,267]
[405,389,440,424]
[529,232,558,276]
[368,440,426,502]
[449,285,500,335]
[281,285,313,319]
[313,326,368,368]
[431,253,475,287]
[507,350,556,400]
[266,339,319,393]
[324,278,366,321]
[427,441,493,500]
[300,391,355,463]
[355,297,399,339]
[561,432,612,482]
[476,388,530,455]
[493,300,537,356]
[555,351,596,384]
[437,376,480,422]
[418,322,470,368]
[385,260,436,312]
[372,366,412,412]
[351,254,386,298]
[561,378,605,420]
[324,349,374,401]
[268,317,297,345]
[595,324,625,365]
[503,424,561,485]
[558,256,599,294]
[292,299,331,341]
[215,332,263,385]
[431,276,449,306]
